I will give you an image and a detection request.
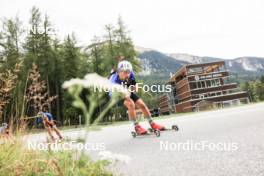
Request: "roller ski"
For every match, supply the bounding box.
[148,122,179,133]
[131,124,160,138]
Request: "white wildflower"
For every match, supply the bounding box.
[62,78,84,89]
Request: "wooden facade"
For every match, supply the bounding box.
[159,61,249,113]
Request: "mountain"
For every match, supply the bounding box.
[168,53,223,64]
[134,46,154,53]
[139,50,188,76]
[226,57,264,72]
[168,53,264,73]
[136,47,264,82]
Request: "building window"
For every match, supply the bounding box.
[197,82,201,89]
[206,80,211,88]
[188,67,203,74]
[193,95,199,99]
[212,79,216,87]
[215,79,221,86]
[210,92,216,96]
[190,83,197,89]
[201,81,206,88]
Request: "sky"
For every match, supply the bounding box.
[0,0,264,59]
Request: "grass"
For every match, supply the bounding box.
[0,136,112,176]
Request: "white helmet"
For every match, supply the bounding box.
[118,61,133,72]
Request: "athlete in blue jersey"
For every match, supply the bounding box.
[37,111,63,141]
[109,60,165,134]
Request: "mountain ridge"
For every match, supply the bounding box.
[136,46,264,82]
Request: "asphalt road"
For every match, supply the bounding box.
[26,103,264,176]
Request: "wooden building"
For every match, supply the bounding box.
[158,61,249,113]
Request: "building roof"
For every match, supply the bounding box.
[186,61,225,69]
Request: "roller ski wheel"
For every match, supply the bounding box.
[172,125,179,131]
[154,129,160,137]
[131,131,137,138]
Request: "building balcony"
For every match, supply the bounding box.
[191,83,238,94]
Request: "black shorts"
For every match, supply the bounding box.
[117,92,140,106]
[129,92,140,102]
